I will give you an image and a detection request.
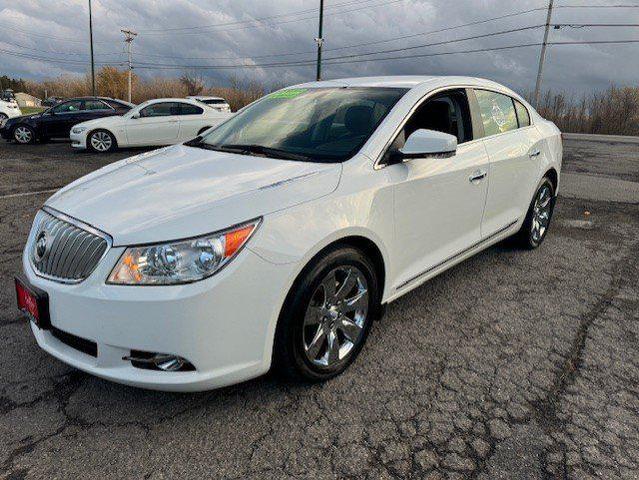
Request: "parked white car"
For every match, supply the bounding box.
[187,95,231,112]
[17,76,562,391]
[0,98,22,127]
[70,98,231,152]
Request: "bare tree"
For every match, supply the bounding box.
[179,70,205,96]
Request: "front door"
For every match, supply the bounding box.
[388,89,489,288]
[42,100,83,138]
[125,102,181,145]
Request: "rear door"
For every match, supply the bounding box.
[176,102,205,141]
[388,89,490,288]
[125,102,181,145]
[473,90,542,237]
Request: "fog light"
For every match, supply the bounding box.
[123,351,195,372]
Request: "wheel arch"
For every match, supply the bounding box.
[11,123,36,142]
[544,167,559,194]
[88,128,118,150]
[278,231,390,313]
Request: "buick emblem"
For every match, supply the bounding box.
[34,230,49,262]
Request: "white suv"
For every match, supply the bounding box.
[187,96,231,112]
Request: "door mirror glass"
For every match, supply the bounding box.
[394,129,457,162]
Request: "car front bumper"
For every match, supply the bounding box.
[21,239,296,392]
[70,130,88,149]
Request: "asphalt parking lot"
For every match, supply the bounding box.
[1,137,638,479]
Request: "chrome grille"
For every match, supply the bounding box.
[29,209,110,283]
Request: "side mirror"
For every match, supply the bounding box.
[131,112,140,119]
[387,129,457,165]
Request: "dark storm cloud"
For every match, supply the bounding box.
[1,0,636,95]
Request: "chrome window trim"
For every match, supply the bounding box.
[28,206,113,285]
[374,84,535,170]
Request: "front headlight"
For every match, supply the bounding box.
[107,219,261,285]
[72,126,87,134]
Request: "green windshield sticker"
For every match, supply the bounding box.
[268,88,307,99]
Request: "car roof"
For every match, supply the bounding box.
[290,75,517,94]
[188,96,227,101]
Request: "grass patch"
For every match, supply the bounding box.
[21,107,46,115]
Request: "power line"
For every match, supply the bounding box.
[129,38,639,71]
[78,5,554,62]
[137,0,405,36]
[130,24,545,69]
[136,0,382,33]
[0,47,123,66]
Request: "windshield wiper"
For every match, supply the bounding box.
[223,144,313,162]
[184,139,249,155]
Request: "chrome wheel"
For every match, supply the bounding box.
[14,126,32,144]
[90,131,113,152]
[303,266,369,368]
[531,184,552,243]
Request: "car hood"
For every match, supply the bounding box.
[45,144,342,246]
[74,115,123,129]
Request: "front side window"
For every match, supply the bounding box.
[514,100,531,128]
[139,102,180,117]
[400,89,474,147]
[197,87,407,163]
[84,100,111,111]
[474,90,518,136]
[53,100,82,113]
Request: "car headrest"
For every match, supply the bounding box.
[344,105,374,136]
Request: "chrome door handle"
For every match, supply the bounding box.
[469,170,487,183]
[529,150,541,158]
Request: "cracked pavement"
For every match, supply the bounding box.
[0,138,638,479]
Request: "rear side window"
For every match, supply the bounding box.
[84,100,111,111]
[514,100,531,127]
[179,103,204,115]
[474,90,518,136]
[106,100,131,110]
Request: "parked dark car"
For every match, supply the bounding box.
[1,97,134,144]
[42,96,65,107]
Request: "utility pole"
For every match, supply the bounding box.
[89,0,95,96]
[121,29,137,103]
[534,0,554,109]
[315,0,324,81]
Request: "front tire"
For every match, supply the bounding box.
[88,129,116,153]
[273,246,381,382]
[13,125,35,144]
[515,177,556,249]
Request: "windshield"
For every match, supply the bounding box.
[195,87,407,163]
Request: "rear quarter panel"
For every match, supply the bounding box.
[535,119,563,193]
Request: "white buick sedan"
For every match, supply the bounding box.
[16,76,561,391]
[69,97,231,152]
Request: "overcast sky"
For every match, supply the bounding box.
[1,0,637,96]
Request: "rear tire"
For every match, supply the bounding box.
[273,246,381,382]
[514,177,556,249]
[13,125,35,144]
[87,129,116,153]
